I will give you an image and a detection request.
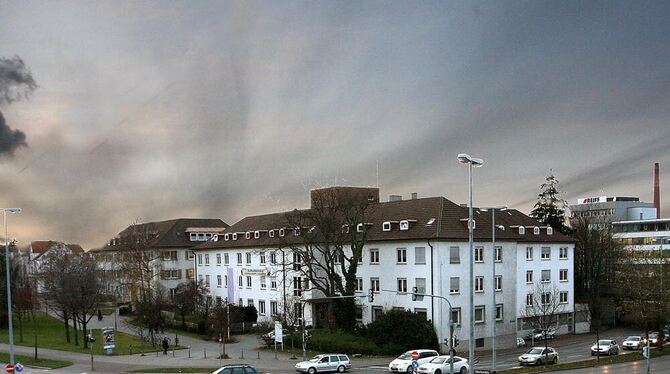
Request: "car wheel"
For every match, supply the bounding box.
[537,359,543,366]
[435,370,442,374]
[459,367,467,374]
[308,367,317,374]
[406,366,413,373]
[552,357,558,365]
[337,365,346,373]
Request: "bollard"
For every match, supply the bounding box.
[188,346,191,358]
[156,350,159,357]
[204,348,207,359]
[274,349,278,359]
[130,345,133,355]
[257,351,260,359]
[172,347,175,357]
[241,348,244,359]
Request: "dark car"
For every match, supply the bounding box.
[211,364,259,374]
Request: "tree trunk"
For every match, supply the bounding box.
[73,317,79,346]
[82,315,88,349]
[17,311,23,343]
[64,312,71,343]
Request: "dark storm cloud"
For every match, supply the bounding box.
[0,56,36,157]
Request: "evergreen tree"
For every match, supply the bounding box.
[530,172,569,234]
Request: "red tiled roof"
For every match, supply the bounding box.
[66,244,85,253]
[29,240,57,254]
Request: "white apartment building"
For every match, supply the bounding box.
[92,218,229,302]
[195,187,575,350]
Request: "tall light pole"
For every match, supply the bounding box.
[3,207,21,365]
[481,205,507,373]
[457,154,483,371]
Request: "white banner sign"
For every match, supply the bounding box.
[274,321,283,343]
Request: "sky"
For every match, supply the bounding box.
[0,0,669,249]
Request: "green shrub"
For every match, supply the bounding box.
[366,309,438,354]
[309,330,379,354]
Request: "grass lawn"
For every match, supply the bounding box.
[0,352,72,369]
[0,312,169,355]
[498,346,670,373]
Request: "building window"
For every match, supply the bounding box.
[542,292,552,305]
[475,276,484,292]
[541,247,551,260]
[451,308,461,326]
[526,247,533,260]
[415,308,428,319]
[415,278,426,295]
[247,299,254,307]
[270,277,277,290]
[495,275,502,291]
[259,300,266,315]
[217,275,222,287]
[238,276,243,287]
[162,251,178,261]
[560,247,568,259]
[224,275,227,287]
[397,278,408,293]
[197,254,202,266]
[474,306,485,324]
[495,246,502,262]
[370,278,380,293]
[415,247,426,264]
[204,254,210,265]
[372,306,383,321]
[185,251,194,260]
[356,277,363,292]
[560,291,568,304]
[541,270,551,283]
[246,276,252,288]
[476,338,485,348]
[370,248,380,264]
[293,252,302,270]
[237,253,242,265]
[474,247,484,263]
[526,270,533,284]
[224,253,229,265]
[293,276,303,296]
[205,275,210,288]
[260,276,267,289]
[495,304,503,321]
[270,301,278,316]
[246,252,252,265]
[187,268,195,280]
[560,269,568,282]
[526,294,533,307]
[216,253,221,265]
[397,248,407,264]
[260,251,266,264]
[449,246,460,264]
[450,277,459,294]
[270,252,277,265]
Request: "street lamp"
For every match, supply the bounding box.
[480,205,507,373]
[2,207,21,365]
[457,154,483,371]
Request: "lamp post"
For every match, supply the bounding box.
[457,154,483,371]
[481,205,507,373]
[3,207,21,365]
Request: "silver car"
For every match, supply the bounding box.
[518,346,559,366]
[295,354,352,373]
[622,336,644,350]
[591,339,619,356]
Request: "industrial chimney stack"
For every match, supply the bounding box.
[654,162,660,218]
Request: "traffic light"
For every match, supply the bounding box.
[443,338,449,346]
[412,287,418,301]
[454,336,459,347]
[369,289,374,302]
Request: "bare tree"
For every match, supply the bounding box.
[172,279,208,328]
[519,283,566,365]
[114,222,162,304]
[69,254,103,349]
[283,188,375,329]
[37,247,75,343]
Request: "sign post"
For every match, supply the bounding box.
[102,327,115,355]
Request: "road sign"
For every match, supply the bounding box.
[411,351,419,360]
[5,363,13,373]
[412,360,419,368]
[13,364,22,373]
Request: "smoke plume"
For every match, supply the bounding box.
[0,56,37,157]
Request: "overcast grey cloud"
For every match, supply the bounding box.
[0,0,668,248]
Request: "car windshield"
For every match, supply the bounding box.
[598,340,611,345]
[398,352,413,360]
[430,357,446,364]
[309,356,323,362]
[527,348,543,355]
[650,334,658,338]
[627,337,640,341]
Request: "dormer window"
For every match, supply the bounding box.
[254,231,260,239]
[357,223,364,233]
[279,228,285,237]
[232,233,238,240]
[547,226,553,235]
[269,230,275,238]
[519,226,525,235]
[382,222,391,232]
[224,233,230,241]
[245,232,251,240]
[342,225,350,233]
[533,226,540,235]
[426,218,436,226]
[190,233,197,241]
[399,220,409,231]
[294,227,301,236]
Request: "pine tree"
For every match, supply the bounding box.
[530,172,569,234]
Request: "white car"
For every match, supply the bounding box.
[389,349,439,373]
[417,355,469,374]
[516,337,526,347]
[622,336,644,350]
[591,339,620,356]
[295,354,352,373]
[518,346,559,366]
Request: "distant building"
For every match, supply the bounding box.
[612,218,670,251]
[91,218,229,303]
[569,196,656,228]
[19,240,86,292]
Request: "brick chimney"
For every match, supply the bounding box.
[654,162,660,218]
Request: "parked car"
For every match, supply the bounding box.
[591,339,620,356]
[533,328,556,341]
[417,355,469,374]
[524,329,542,340]
[647,332,661,346]
[211,364,259,374]
[295,354,352,373]
[622,336,644,350]
[518,347,559,366]
[516,337,526,347]
[389,349,439,373]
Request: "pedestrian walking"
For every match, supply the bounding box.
[97,309,103,321]
[162,336,169,355]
